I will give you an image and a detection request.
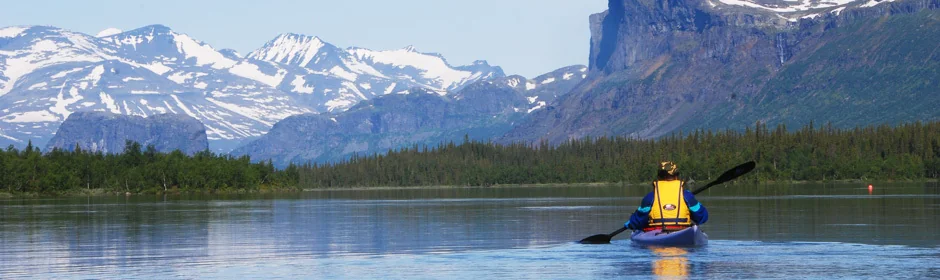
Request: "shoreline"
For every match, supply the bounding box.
[1,179,936,199]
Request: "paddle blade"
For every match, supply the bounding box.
[692,161,756,194]
[579,234,612,244]
[713,161,756,185]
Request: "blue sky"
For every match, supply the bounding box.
[0,0,607,77]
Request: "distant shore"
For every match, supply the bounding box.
[2,179,935,199]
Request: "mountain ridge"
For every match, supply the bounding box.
[0,24,516,150]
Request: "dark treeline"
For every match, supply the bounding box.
[297,121,940,188]
[1,121,938,194]
[0,141,295,194]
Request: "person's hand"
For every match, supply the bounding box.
[624,222,638,230]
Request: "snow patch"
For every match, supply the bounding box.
[861,0,897,7]
[99,92,121,114]
[525,81,536,91]
[142,63,173,75]
[130,90,161,94]
[716,0,856,12]
[95,28,123,37]
[329,66,358,81]
[229,62,287,87]
[541,77,555,84]
[290,75,315,94]
[167,71,206,84]
[206,98,273,127]
[51,68,85,79]
[172,33,237,69]
[563,73,574,80]
[3,111,59,123]
[801,13,821,19]
[0,129,18,141]
[325,99,354,111]
[348,48,474,90]
[86,65,105,86]
[170,94,197,118]
[28,82,48,90]
[507,78,520,88]
[0,26,28,38]
[527,101,547,113]
[49,84,83,119]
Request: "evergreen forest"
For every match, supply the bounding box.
[1,121,938,195]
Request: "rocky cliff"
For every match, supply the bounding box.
[46,112,208,154]
[502,0,940,144]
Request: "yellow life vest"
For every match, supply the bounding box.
[648,180,692,228]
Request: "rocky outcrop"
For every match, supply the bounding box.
[46,112,208,154]
[502,0,940,144]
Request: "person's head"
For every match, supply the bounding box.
[657,161,679,180]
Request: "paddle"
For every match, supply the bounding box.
[578,161,756,244]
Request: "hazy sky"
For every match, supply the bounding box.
[0,0,608,77]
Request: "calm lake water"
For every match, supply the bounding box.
[1,183,938,279]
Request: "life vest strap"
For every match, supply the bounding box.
[650,218,689,224]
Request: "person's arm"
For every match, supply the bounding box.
[684,190,708,224]
[625,192,655,230]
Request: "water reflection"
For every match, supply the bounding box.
[0,183,938,278]
[651,247,689,279]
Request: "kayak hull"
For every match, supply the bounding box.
[630,225,708,247]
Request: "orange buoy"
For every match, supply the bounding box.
[868,184,873,194]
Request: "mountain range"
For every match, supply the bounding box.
[0,24,507,150]
[231,65,587,166]
[3,0,937,166]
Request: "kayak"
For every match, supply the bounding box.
[630,225,708,247]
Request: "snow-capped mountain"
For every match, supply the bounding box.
[246,33,505,112]
[707,0,900,21]
[0,25,309,150]
[0,24,506,150]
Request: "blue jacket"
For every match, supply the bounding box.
[625,190,708,230]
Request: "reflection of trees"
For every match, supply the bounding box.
[0,195,214,272]
[700,183,937,245]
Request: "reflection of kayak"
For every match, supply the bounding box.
[630,225,708,247]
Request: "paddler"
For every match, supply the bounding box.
[624,161,708,232]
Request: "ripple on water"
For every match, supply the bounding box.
[4,240,936,279]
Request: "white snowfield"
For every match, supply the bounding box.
[0,25,506,148]
[710,0,898,21]
[247,34,326,67]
